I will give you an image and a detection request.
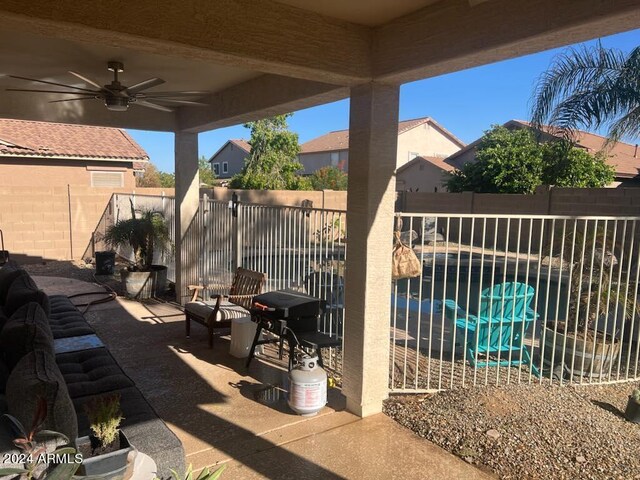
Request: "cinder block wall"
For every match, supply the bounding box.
[0,186,173,262]
[401,187,640,216]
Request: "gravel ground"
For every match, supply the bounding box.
[384,382,640,480]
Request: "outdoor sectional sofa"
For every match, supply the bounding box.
[0,262,184,478]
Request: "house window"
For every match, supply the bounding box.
[408,151,419,161]
[213,163,220,175]
[91,171,124,188]
[330,152,339,166]
[222,162,228,174]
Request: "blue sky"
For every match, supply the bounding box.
[127,29,640,174]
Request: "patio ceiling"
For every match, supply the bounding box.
[0,0,637,133]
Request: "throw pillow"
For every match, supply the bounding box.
[3,272,50,317]
[0,302,54,371]
[6,350,78,442]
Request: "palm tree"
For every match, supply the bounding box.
[531,43,640,145]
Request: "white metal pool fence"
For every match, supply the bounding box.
[392,213,640,392]
[104,193,640,392]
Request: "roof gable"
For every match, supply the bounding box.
[300,116,465,154]
[396,155,456,175]
[208,139,251,162]
[0,118,148,162]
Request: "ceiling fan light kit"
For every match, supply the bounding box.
[7,61,209,113]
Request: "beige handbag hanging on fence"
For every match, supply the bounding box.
[391,231,422,280]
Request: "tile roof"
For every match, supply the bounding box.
[229,139,251,152]
[397,155,456,174]
[447,120,640,179]
[0,118,149,162]
[300,117,465,154]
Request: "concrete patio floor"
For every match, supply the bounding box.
[35,276,493,479]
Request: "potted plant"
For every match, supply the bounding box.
[75,394,136,479]
[104,200,172,299]
[625,388,640,424]
[0,397,83,480]
[543,225,639,378]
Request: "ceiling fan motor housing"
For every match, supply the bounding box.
[104,95,129,111]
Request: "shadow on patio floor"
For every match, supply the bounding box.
[35,275,493,479]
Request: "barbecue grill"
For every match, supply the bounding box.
[251,289,324,334]
[247,289,339,368]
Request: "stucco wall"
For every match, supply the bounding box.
[210,143,248,179]
[298,149,348,174]
[396,122,461,168]
[396,161,449,192]
[0,158,137,188]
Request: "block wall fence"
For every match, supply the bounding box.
[1,185,638,263]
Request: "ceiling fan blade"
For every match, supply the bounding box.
[6,88,98,95]
[48,97,97,103]
[7,75,97,93]
[126,78,165,95]
[138,91,209,97]
[68,71,103,89]
[135,100,173,112]
[144,98,208,106]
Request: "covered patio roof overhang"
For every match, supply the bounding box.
[0,0,638,417]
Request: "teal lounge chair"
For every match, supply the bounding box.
[444,282,540,376]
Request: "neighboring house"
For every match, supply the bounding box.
[447,120,640,187]
[298,116,465,174]
[0,118,148,188]
[207,139,250,179]
[396,155,457,192]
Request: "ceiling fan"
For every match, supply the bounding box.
[6,61,209,112]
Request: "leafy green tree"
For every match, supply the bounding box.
[531,44,640,144]
[136,162,162,187]
[199,156,216,187]
[310,166,348,191]
[159,171,175,188]
[446,126,544,193]
[446,125,614,193]
[541,141,614,188]
[229,114,310,190]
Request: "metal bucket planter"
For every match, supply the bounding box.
[120,265,167,299]
[542,325,621,379]
[75,430,136,479]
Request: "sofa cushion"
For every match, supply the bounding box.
[48,295,95,339]
[3,272,50,318]
[0,263,21,305]
[0,303,54,371]
[0,310,8,333]
[6,350,78,442]
[56,348,133,399]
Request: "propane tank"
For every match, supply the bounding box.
[288,354,327,416]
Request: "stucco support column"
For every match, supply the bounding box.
[342,82,399,417]
[174,131,199,305]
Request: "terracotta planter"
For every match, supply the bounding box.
[543,325,621,379]
[75,430,136,479]
[120,265,167,299]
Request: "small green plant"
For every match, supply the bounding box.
[166,463,225,480]
[0,397,81,480]
[104,200,172,271]
[632,389,640,404]
[84,394,124,447]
